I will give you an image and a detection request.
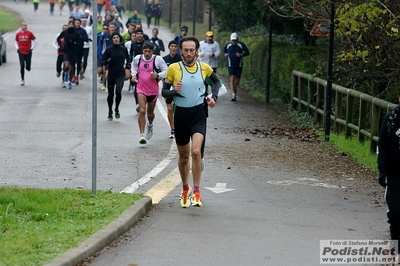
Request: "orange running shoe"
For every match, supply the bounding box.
[191,191,202,207]
[180,185,192,208]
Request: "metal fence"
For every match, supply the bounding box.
[291,70,398,153]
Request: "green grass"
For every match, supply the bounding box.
[0,187,142,266]
[285,109,378,172]
[327,133,378,172]
[0,7,20,32]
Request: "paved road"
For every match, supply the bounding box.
[0,2,389,266]
[0,0,177,193]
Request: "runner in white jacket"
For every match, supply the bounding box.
[198,31,220,73]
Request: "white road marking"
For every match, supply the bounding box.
[205,183,236,194]
[267,177,345,189]
[120,96,178,194]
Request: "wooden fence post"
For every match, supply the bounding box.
[345,91,354,138]
[358,98,367,142]
[291,73,298,110]
[315,84,324,124]
[298,77,305,112]
[334,89,342,133]
[370,102,380,154]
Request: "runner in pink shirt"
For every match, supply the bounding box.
[131,41,167,145]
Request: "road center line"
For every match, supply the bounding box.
[120,96,178,194]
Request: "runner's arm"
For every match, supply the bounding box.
[161,79,176,98]
[31,39,38,50]
[209,72,220,101]
[155,56,168,79]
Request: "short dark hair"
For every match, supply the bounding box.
[142,41,154,50]
[179,36,199,50]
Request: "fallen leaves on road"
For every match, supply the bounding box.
[239,126,320,142]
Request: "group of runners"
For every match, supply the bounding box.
[14,5,255,208]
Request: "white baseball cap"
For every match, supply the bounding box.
[230,32,238,40]
[84,9,90,13]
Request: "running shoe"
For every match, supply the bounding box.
[68,82,72,89]
[20,80,25,86]
[80,71,84,79]
[115,110,120,119]
[146,122,153,140]
[63,73,68,82]
[61,81,65,88]
[169,129,175,139]
[71,75,76,84]
[231,93,236,102]
[101,85,106,91]
[129,87,134,94]
[56,72,61,78]
[75,76,79,85]
[108,112,113,121]
[191,191,202,207]
[139,134,147,145]
[180,185,192,208]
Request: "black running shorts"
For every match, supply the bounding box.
[174,104,206,146]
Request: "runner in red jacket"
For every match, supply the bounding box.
[15,21,37,86]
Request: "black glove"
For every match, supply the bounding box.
[28,49,33,53]
[379,173,387,187]
[17,49,20,53]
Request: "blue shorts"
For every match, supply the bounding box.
[228,66,242,79]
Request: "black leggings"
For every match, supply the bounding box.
[75,50,83,76]
[107,75,125,112]
[56,54,64,74]
[18,53,32,80]
[82,48,89,73]
[386,176,400,250]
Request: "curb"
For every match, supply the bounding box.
[43,197,153,266]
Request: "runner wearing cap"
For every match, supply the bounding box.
[223,32,250,101]
[82,9,93,25]
[198,31,220,73]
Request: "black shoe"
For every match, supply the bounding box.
[108,112,113,121]
[115,110,120,119]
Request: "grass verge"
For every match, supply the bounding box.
[0,6,21,32]
[0,187,142,265]
[285,109,378,172]
[328,133,378,172]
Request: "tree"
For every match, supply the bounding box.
[204,0,261,31]
[266,0,400,99]
[334,1,400,98]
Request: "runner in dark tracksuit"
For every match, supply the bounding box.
[57,20,82,89]
[102,32,130,120]
[378,93,400,251]
[73,19,89,85]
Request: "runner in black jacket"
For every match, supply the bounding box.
[57,20,82,89]
[378,90,400,251]
[101,32,130,120]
